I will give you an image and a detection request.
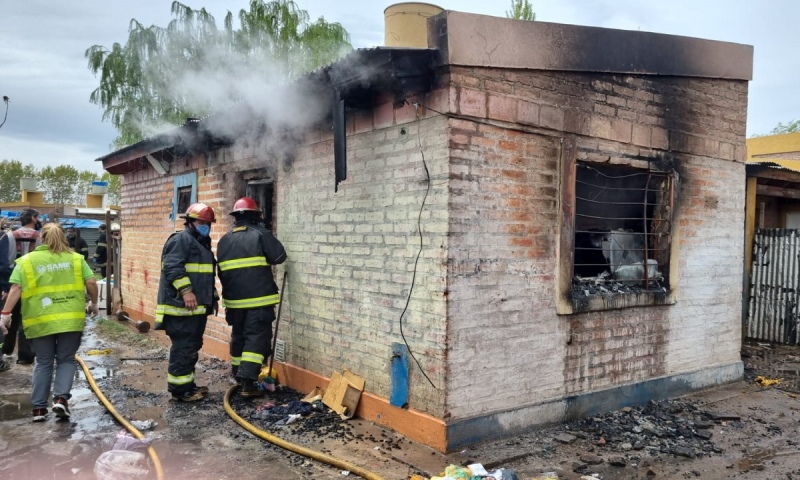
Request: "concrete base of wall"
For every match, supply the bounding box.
[120,307,742,453]
[446,361,744,451]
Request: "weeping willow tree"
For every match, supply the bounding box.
[506,0,536,21]
[86,0,352,148]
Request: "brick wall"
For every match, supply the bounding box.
[444,67,747,420]
[273,92,452,417]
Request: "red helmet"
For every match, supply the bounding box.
[182,203,216,223]
[229,197,261,216]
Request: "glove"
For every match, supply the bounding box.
[92,258,97,264]
[0,313,10,335]
[89,303,99,319]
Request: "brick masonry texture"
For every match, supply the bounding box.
[117,65,748,424]
[443,66,747,420]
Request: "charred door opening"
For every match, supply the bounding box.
[572,162,673,297]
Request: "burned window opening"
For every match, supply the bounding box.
[572,162,673,299]
[177,186,193,218]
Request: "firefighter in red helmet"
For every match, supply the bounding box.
[155,203,219,401]
[217,197,286,397]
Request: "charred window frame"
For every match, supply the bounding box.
[557,141,676,314]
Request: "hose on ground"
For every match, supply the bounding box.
[76,354,165,480]
[223,384,385,480]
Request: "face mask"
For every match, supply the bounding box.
[195,224,210,237]
[67,233,75,239]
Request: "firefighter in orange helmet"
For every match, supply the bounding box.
[155,203,218,402]
[217,197,286,397]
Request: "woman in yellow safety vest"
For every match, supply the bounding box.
[0,223,98,422]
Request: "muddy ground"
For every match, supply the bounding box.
[2,315,800,480]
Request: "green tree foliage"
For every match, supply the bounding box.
[101,172,122,206]
[770,119,800,135]
[0,161,121,207]
[506,0,536,21]
[0,160,37,202]
[39,165,82,205]
[85,0,352,148]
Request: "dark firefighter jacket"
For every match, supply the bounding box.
[217,220,286,309]
[68,236,89,261]
[156,228,216,323]
[94,232,107,267]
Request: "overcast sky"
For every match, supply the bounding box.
[1,1,796,174]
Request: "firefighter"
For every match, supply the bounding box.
[93,224,107,278]
[64,223,89,261]
[217,197,286,397]
[156,203,218,402]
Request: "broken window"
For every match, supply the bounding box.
[571,162,674,309]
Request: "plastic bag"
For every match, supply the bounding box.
[94,450,149,480]
[112,430,153,452]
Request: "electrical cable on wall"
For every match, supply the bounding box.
[0,96,9,129]
[397,102,437,389]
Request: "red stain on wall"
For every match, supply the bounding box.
[143,269,149,285]
[139,299,145,313]
[127,260,134,280]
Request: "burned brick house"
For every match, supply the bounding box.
[98,10,753,452]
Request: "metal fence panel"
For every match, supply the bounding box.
[748,229,800,344]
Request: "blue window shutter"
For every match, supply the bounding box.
[170,172,198,220]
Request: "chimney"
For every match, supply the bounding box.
[384,2,443,48]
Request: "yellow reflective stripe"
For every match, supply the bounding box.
[155,304,208,317]
[218,257,269,271]
[168,371,195,385]
[231,356,241,366]
[185,263,214,273]
[241,352,264,365]
[172,276,191,290]
[19,255,83,299]
[22,311,86,327]
[97,242,107,247]
[222,295,280,309]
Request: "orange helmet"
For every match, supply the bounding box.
[229,197,261,216]
[181,203,216,223]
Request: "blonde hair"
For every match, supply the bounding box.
[41,223,70,255]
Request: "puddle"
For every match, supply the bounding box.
[0,393,33,421]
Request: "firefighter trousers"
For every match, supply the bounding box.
[163,313,208,394]
[226,306,275,382]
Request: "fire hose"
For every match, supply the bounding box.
[222,384,385,480]
[75,354,165,480]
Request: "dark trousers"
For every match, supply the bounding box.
[163,313,207,394]
[99,265,107,278]
[1,302,34,362]
[227,306,274,381]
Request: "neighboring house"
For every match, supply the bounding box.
[744,133,800,345]
[98,10,753,452]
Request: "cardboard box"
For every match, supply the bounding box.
[322,369,365,419]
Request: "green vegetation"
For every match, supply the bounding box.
[85,0,352,148]
[0,160,120,205]
[506,0,536,21]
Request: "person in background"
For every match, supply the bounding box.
[155,203,218,402]
[65,223,89,261]
[0,223,98,421]
[93,224,107,279]
[2,208,41,365]
[0,219,14,371]
[217,197,286,397]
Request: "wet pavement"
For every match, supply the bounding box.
[3,317,800,479]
